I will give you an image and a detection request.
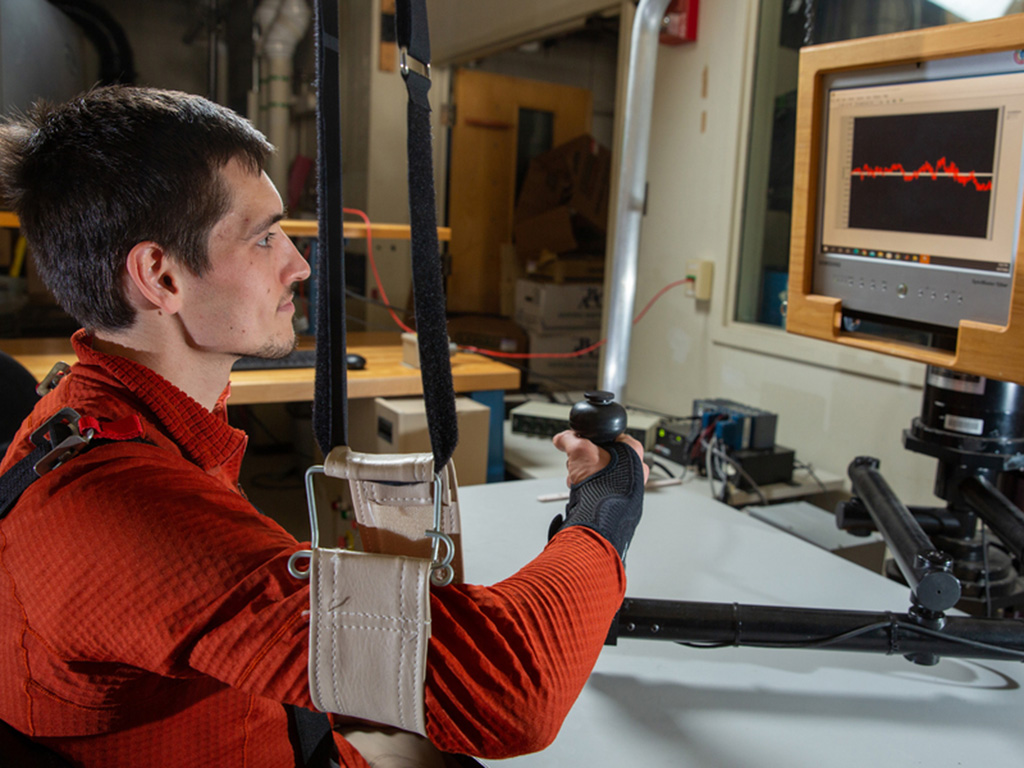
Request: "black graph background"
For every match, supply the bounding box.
[848,109,998,238]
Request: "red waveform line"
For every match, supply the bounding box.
[851,157,993,191]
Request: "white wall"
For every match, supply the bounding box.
[626,0,938,504]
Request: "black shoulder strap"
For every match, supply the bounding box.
[0,408,148,520]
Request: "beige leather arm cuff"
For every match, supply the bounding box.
[308,547,431,735]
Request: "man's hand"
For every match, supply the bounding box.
[553,430,650,487]
[549,431,649,559]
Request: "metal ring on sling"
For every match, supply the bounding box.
[287,465,326,579]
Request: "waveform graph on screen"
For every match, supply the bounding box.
[847,109,999,239]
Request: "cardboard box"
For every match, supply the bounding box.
[526,329,600,391]
[374,396,490,485]
[513,206,578,258]
[515,135,611,233]
[447,314,528,356]
[514,278,603,331]
[528,250,605,283]
[499,243,524,317]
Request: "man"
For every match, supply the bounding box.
[0,87,647,767]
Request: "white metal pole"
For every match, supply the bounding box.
[601,0,672,400]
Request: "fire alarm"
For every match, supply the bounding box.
[660,0,699,45]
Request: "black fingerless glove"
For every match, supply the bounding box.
[548,442,645,559]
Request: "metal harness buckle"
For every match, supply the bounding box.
[399,47,430,80]
[30,407,95,477]
[36,361,71,396]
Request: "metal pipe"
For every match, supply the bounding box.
[616,597,1024,662]
[848,457,961,612]
[835,497,968,538]
[960,474,1024,561]
[600,0,672,400]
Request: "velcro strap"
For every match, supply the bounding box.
[308,548,430,735]
[323,446,463,583]
[77,415,145,441]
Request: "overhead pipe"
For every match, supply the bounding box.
[600,0,673,399]
[255,0,311,192]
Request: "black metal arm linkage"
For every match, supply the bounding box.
[614,597,1024,662]
[960,474,1024,561]
[847,457,961,613]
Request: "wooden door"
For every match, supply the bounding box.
[447,69,592,314]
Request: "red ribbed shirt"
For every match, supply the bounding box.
[0,331,625,766]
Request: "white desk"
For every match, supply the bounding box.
[458,477,1024,767]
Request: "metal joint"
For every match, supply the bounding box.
[399,48,430,80]
[36,361,72,396]
[30,407,94,477]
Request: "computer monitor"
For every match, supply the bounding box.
[787,16,1024,384]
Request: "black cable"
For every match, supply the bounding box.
[794,459,828,493]
[679,616,1024,659]
[680,620,894,651]
[51,0,137,84]
[710,444,769,505]
[983,526,994,619]
[646,458,678,479]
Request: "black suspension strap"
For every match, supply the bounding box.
[300,5,346,762]
[311,0,348,456]
[396,0,459,470]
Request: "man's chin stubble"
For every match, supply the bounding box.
[236,334,298,360]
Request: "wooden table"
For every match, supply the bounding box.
[0,334,519,406]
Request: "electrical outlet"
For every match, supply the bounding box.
[686,260,714,301]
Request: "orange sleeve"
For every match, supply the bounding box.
[425,526,625,758]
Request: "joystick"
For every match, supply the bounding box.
[569,391,627,445]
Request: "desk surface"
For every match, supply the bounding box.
[504,423,844,506]
[459,477,1024,767]
[0,335,519,405]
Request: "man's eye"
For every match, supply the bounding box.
[257,232,276,247]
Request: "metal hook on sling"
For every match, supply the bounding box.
[426,470,455,587]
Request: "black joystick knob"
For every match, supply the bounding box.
[570,390,627,445]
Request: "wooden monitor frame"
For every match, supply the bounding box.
[787,16,1024,384]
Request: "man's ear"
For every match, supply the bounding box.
[124,242,184,315]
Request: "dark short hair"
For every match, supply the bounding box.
[0,86,273,331]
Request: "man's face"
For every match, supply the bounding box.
[177,157,310,360]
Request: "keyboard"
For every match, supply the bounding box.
[232,348,317,370]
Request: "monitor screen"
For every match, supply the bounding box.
[813,52,1024,330]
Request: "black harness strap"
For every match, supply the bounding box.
[0,409,146,519]
[311,0,348,456]
[397,0,459,470]
[300,1,348,763]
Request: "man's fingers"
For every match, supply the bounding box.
[614,434,650,483]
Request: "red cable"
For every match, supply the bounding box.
[342,206,694,360]
[343,207,416,334]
